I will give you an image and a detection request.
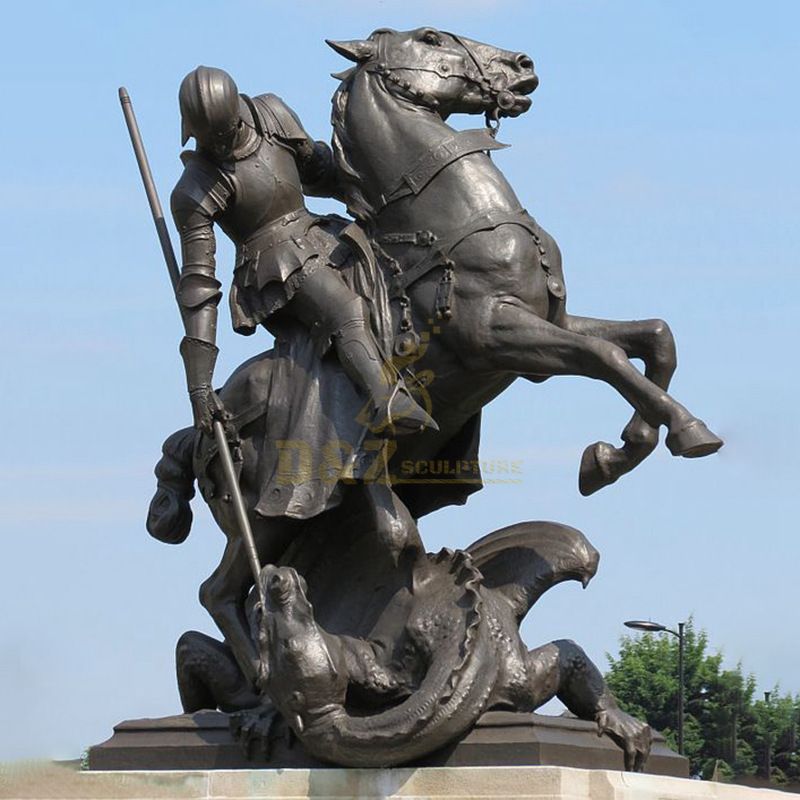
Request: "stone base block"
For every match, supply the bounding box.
[2,762,798,799]
[87,711,687,776]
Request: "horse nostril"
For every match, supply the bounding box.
[517,54,533,70]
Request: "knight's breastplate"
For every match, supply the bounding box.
[218,137,306,242]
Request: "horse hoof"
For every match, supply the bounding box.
[147,487,193,544]
[579,442,619,496]
[666,419,724,458]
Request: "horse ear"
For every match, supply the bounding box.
[331,67,356,82]
[326,39,375,63]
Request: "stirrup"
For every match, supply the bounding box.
[369,384,438,437]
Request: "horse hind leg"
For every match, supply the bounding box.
[199,536,261,687]
[199,512,298,686]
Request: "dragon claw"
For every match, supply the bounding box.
[596,705,652,772]
[230,703,283,762]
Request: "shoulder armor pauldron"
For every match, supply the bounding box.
[250,93,308,145]
[175,154,233,214]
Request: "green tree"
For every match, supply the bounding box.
[746,691,800,783]
[605,620,798,781]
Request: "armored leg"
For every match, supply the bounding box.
[290,265,438,436]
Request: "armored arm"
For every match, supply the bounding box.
[170,158,230,432]
[257,93,343,200]
[295,138,342,200]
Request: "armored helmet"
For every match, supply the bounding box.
[179,66,240,147]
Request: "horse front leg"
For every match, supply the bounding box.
[563,315,677,495]
[475,299,722,465]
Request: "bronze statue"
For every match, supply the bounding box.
[123,26,724,771]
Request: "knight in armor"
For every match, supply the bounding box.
[171,66,436,439]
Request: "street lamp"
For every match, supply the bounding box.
[624,619,686,755]
[764,690,772,783]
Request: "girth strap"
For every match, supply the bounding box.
[378,129,508,210]
[387,207,539,298]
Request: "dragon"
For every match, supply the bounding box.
[177,519,652,770]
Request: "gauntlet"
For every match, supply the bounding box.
[179,336,227,434]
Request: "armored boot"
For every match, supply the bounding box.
[290,265,437,437]
[334,318,438,437]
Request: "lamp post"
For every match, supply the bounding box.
[764,690,772,783]
[625,619,686,755]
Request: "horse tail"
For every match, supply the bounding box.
[146,427,198,544]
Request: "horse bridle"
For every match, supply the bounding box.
[446,32,518,112]
[364,30,516,132]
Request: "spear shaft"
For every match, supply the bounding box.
[118,87,264,601]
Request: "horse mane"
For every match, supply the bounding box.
[330,29,399,223]
[331,69,378,223]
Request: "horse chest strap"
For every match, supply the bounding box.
[390,209,523,295]
[380,129,508,208]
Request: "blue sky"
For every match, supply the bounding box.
[1,0,798,761]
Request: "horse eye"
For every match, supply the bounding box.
[422,31,441,46]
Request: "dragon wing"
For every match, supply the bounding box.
[466,521,599,623]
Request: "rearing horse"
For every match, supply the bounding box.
[327,26,723,496]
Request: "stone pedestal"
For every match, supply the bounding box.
[87,711,687,776]
[2,762,798,799]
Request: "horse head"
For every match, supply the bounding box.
[327,26,538,119]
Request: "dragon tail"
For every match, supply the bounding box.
[299,550,498,767]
